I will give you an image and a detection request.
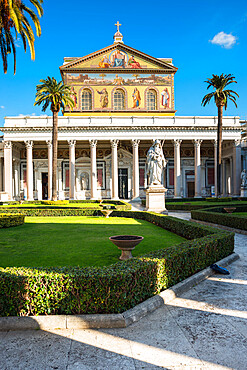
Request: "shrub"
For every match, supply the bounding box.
[0,214,25,228]
[0,211,234,316]
[40,200,69,205]
[0,208,101,217]
[191,205,247,231]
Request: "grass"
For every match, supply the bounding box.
[0,216,185,268]
[232,212,247,217]
[167,200,247,206]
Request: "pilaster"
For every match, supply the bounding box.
[46,140,52,200]
[233,139,241,196]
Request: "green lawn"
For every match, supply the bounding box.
[0,216,185,268]
[167,200,247,206]
[232,212,247,217]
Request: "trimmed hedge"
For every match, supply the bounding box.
[0,208,101,217]
[0,213,25,228]
[0,211,234,316]
[191,205,247,231]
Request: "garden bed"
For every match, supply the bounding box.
[0,211,234,316]
[191,205,247,231]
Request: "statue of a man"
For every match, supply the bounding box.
[146,140,166,186]
[241,169,247,187]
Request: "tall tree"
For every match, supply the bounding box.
[202,74,238,196]
[0,0,43,73]
[34,77,75,200]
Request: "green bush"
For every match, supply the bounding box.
[40,200,69,205]
[191,205,247,231]
[0,211,234,316]
[0,214,25,228]
[0,208,101,217]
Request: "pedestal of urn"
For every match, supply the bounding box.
[145,185,167,214]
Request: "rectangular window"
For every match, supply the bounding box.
[169,168,174,186]
[139,168,145,187]
[207,167,215,186]
[97,168,103,187]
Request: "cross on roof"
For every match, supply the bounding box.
[115,21,122,33]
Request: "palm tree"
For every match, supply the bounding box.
[0,0,43,73]
[34,77,75,200]
[202,74,238,196]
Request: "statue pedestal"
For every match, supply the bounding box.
[145,185,167,214]
[241,187,247,197]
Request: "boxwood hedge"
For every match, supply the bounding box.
[0,213,25,228]
[0,211,234,317]
[191,205,247,231]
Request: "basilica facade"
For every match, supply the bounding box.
[0,28,245,201]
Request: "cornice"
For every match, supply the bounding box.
[1,126,243,133]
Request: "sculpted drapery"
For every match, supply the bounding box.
[146,140,166,185]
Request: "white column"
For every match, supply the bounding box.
[25,140,33,200]
[46,140,52,200]
[90,139,98,200]
[212,140,218,196]
[13,160,19,199]
[132,139,140,199]
[68,140,76,200]
[229,157,233,195]
[174,139,182,198]
[4,141,12,200]
[194,139,202,198]
[233,139,241,196]
[111,139,119,199]
[222,159,227,196]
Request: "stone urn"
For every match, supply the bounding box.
[224,207,236,214]
[109,235,144,261]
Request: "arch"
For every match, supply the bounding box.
[79,87,94,111]
[144,87,160,110]
[111,87,128,110]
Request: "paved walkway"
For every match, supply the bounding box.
[1,212,247,369]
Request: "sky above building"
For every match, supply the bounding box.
[0,0,246,128]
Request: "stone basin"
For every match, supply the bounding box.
[224,207,236,214]
[109,235,144,260]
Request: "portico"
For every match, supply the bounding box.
[0,115,242,201]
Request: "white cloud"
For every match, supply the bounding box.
[210,32,237,49]
[14,37,21,48]
[0,106,4,109]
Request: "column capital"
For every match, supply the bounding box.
[233,139,241,148]
[3,141,12,149]
[193,139,203,147]
[25,140,33,149]
[68,140,76,147]
[173,139,182,147]
[131,139,140,148]
[46,140,52,148]
[110,139,119,148]
[89,139,98,148]
[211,139,218,147]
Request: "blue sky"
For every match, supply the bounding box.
[0,0,246,128]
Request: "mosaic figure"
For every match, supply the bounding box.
[161,88,170,108]
[128,55,141,68]
[98,55,111,68]
[112,50,126,67]
[96,88,109,108]
[132,88,141,108]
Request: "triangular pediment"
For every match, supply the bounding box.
[104,147,133,160]
[60,43,177,73]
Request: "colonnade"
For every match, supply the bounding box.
[2,138,242,200]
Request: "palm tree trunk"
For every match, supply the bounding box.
[52,110,58,201]
[217,104,223,197]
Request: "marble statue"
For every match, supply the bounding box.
[241,169,247,187]
[146,140,166,186]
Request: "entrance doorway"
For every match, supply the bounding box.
[118,168,128,199]
[187,182,195,198]
[42,173,48,200]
